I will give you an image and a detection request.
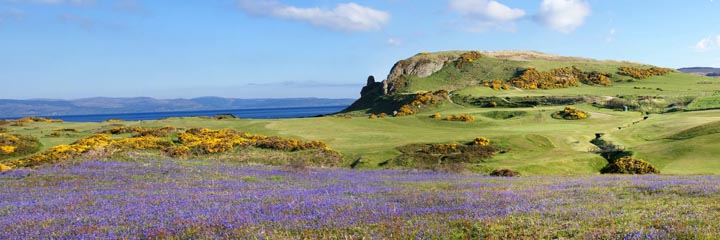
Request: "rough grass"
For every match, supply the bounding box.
[687,95,720,111]
[481,111,528,120]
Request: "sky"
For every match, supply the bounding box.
[1,0,719,100]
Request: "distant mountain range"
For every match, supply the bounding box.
[0,97,355,118]
[677,67,720,77]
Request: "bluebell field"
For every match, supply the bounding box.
[1,160,719,239]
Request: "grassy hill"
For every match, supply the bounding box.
[3,50,720,176]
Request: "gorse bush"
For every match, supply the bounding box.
[0,163,11,171]
[0,134,41,160]
[506,66,613,90]
[16,117,63,123]
[553,107,589,120]
[7,128,342,168]
[617,66,673,79]
[7,134,114,168]
[600,157,659,174]
[101,126,176,137]
[471,137,490,146]
[484,79,510,90]
[455,51,482,69]
[445,114,475,122]
[394,90,448,117]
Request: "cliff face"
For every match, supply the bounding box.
[382,53,459,94]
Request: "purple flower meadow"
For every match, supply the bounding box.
[1,160,719,239]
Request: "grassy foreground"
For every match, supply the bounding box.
[2,160,719,239]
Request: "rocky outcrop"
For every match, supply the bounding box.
[382,53,459,94]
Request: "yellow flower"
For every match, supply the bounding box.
[0,145,16,154]
[0,163,11,171]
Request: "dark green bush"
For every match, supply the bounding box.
[600,157,659,174]
[490,169,520,177]
[385,141,498,169]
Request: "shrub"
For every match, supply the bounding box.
[7,135,113,168]
[490,169,520,177]
[430,113,442,119]
[113,136,174,151]
[600,157,659,174]
[618,66,673,79]
[101,126,176,137]
[471,137,490,146]
[134,126,176,137]
[0,134,42,159]
[386,138,498,169]
[445,114,475,122]
[12,127,343,168]
[0,163,11,172]
[369,113,386,119]
[16,117,63,123]
[508,66,614,89]
[456,51,482,69]
[394,90,448,117]
[166,146,191,159]
[0,127,8,133]
[553,107,589,120]
[101,126,143,135]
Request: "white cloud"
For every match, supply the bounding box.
[3,0,95,6]
[695,35,720,51]
[449,0,525,21]
[387,38,401,46]
[237,0,390,32]
[448,0,525,32]
[537,0,590,33]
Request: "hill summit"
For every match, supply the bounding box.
[343,50,716,114]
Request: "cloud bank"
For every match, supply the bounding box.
[237,0,390,32]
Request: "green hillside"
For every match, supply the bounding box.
[3,50,720,176]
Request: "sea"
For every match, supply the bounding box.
[26,105,349,122]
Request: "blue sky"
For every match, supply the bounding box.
[1,0,719,99]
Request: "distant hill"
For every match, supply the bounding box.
[0,97,355,118]
[678,67,720,77]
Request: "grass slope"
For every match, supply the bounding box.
[5,105,720,175]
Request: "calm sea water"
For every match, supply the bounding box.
[38,105,348,122]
